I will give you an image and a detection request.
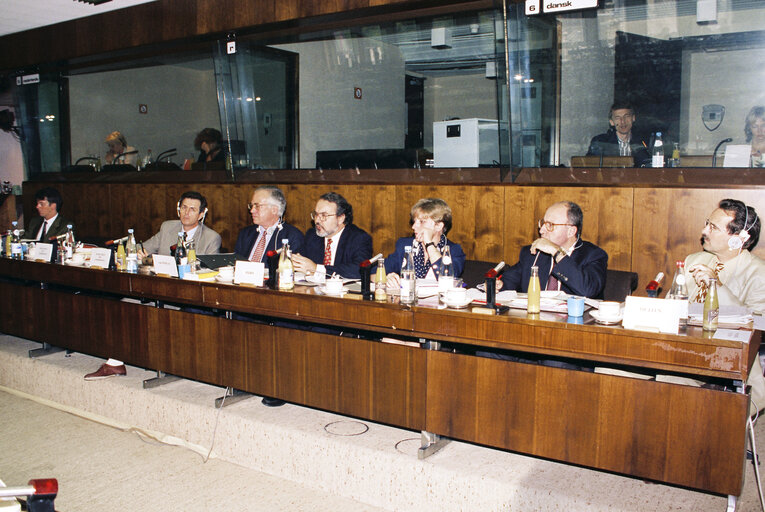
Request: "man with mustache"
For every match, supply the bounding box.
[291,192,372,279]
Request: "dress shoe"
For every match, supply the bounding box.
[84,363,127,380]
[261,397,285,407]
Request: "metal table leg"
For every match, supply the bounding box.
[143,370,181,389]
[214,388,252,408]
[28,343,64,358]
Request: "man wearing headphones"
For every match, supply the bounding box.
[685,199,764,311]
[234,185,303,261]
[138,190,222,259]
[84,190,220,380]
[500,201,609,298]
[684,199,765,415]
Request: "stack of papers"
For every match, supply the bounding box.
[687,303,753,326]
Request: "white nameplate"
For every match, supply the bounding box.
[35,243,53,262]
[542,0,597,14]
[623,296,683,334]
[153,255,179,277]
[722,144,751,168]
[234,261,264,286]
[90,248,112,269]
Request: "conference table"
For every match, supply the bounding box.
[0,257,759,500]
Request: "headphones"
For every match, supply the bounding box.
[177,201,208,223]
[728,205,756,250]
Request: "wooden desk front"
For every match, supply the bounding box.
[0,258,756,496]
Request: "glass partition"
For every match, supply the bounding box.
[10,0,765,176]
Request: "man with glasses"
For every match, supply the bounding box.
[85,190,220,380]
[291,192,372,279]
[587,102,651,167]
[499,201,608,298]
[137,190,221,259]
[234,185,303,261]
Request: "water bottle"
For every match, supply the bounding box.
[438,244,454,293]
[278,239,294,290]
[527,265,541,313]
[652,132,664,168]
[703,278,719,331]
[126,228,138,273]
[64,224,75,260]
[666,260,689,326]
[400,246,416,305]
[10,222,22,260]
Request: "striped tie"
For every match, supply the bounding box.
[323,238,332,265]
[250,234,267,262]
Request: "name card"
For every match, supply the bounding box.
[90,248,112,269]
[722,144,752,168]
[35,243,53,262]
[153,255,179,277]
[234,261,265,286]
[623,296,683,334]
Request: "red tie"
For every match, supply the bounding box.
[250,233,267,262]
[546,272,559,291]
[323,238,332,265]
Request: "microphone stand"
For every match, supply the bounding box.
[712,138,733,168]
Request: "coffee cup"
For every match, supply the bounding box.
[325,277,344,294]
[70,253,86,265]
[598,301,621,318]
[445,285,466,304]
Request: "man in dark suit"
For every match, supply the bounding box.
[587,102,651,167]
[500,201,608,299]
[27,187,73,241]
[234,186,303,261]
[291,192,372,279]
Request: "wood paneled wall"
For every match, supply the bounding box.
[22,181,765,294]
[0,0,493,70]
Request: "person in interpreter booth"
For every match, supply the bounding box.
[383,198,465,288]
[27,187,73,242]
[83,190,221,381]
[194,128,226,164]
[104,131,138,166]
[234,185,303,262]
[745,106,765,167]
[291,192,372,280]
[499,201,608,299]
[587,102,651,167]
[682,199,765,415]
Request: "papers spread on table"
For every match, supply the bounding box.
[687,303,753,327]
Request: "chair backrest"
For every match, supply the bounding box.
[461,259,496,288]
[603,269,639,302]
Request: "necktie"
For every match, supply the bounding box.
[546,272,559,292]
[694,262,725,303]
[323,238,332,265]
[250,232,267,262]
[39,221,47,242]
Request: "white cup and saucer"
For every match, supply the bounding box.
[592,300,623,324]
[322,276,346,296]
[69,252,87,266]
[440,278,470,308]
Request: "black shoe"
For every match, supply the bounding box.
[261,397,285,407]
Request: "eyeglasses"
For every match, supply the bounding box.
[704,219,723,232]
[538,219,573,231]
[310,211,337,222]
[247,202,275,211]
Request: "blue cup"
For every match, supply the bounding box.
[567,296,585,317]
[177,263,190,279]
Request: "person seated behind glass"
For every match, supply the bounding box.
[587,102,651,167]
[745,106,765,167]
[384,198,465,288]
[104,131,138,166]
[194,128,226,163]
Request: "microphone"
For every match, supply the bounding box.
[360,253,383,268]
[110,150,139,164]
[105,236,129,246]
[155,148,177,162]
[485,261,506,279]
[48,233,67,242]
[74,156,98,165]
[712,138,732,168]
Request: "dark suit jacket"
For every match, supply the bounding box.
[234,222,304,261]
[587,128,651,167]
[384,236,465,277]
[27,215,72,241]
[500,240,608,299]
[301,224,372,279]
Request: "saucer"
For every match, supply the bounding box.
[442,296,472,309]
[318,285,348,296]
[215,274,235,284]
[591,309,623,325]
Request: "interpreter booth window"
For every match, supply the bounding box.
[520,0,765,169]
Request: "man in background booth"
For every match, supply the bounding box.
[587,102,651,167]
